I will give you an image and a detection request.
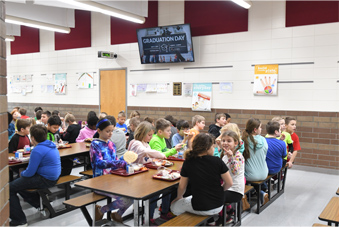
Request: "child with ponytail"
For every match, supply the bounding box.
[241,118,268,204]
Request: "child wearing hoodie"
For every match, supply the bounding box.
[242,118,268,204]
[9,125,61,226]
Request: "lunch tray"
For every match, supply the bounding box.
[57,144,72,149]
[144,161,174,169]
[152,170,181,182]
[167,156,185,161]
[8,159,22,165]
[110,168,148,177]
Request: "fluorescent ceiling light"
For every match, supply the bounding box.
[57,0,145,24]
[5,36,15,42]
[231,0,252,9]
[5,15,71,33]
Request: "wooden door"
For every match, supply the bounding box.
[100,69,126,118]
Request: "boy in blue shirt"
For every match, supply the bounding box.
[115,111,128,134]
[265,121,287,174]
[10,124,61,226]
[172,120,190,147]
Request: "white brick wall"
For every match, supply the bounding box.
[6,1,339,112]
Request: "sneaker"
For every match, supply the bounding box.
[149,219,157,226]
[95,205,104,221]
[73,158,81,165]
[160,212,176,221]
[225,216,233,224]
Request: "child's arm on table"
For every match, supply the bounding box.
[172,176,188,203]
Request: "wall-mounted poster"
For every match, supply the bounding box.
[78,72,94,88]
[192,83,212,111]
[220,82,233,94]
[54,73,66,95]
[253,65,278,96]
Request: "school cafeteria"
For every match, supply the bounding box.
[1,0,338,226]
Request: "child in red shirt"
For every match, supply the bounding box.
[285,117,300,168]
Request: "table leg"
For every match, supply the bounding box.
[134,200,141,226]
[144,199,150,226]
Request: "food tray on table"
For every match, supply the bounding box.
[8,159,22,165]
[144,160,174,169]
[167,156,184,161]
[57,144,72,149]
[110,168,148,177]
[152,170,181,182]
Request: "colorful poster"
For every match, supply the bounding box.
[192,83,212,111]
[78,72,94,88]
[219,82,233,94]
[54,73,66,95]
[253,65,278,96]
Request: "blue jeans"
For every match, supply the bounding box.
[149,194,171,219]
[10,174,57,225]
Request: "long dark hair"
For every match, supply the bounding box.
[241,118,261,161]
[185,133,214,160]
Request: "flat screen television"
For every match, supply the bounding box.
[136,24,194,64]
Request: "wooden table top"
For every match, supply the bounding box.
[318,197,339,224]
[8,142,89,166]
[75,161,183,200]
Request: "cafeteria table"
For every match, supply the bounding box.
[75,161,183,226]
[318,197,339,226]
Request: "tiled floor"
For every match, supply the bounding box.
[19,166,339,226]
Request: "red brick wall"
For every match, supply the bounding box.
[127,106,339,170]
[0,0,10,225]
[7,102,338,170]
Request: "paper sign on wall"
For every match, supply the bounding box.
[78,72,94,88]
[253,65,278,96]
[54,73,66,95]
[220,82,233,94]
[192,83,212,111]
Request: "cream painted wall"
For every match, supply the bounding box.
[6,1,339,112]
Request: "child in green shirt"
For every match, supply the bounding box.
[149,118,183,157]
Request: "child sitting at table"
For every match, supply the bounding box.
[46,116,62,143]
[9,124,61,227]
[171,120,191,147]
[149,118,183,157]
[189,115,205,143]
[76,115,98,142]
[115,111,128,133]
[220,131,245,224]
[216,123,245,156]
[106,115,127,159]
[128,121,166,164]
[90,118,132,223]
[272,116,293,167]
[8,119,31,153]
[126,117,141,148]
[125,110,140,128]
[171,133,233,216]
[61,114,81,143]
[41,111,51,126]
[208,113,226,138]
[285,117,300,168]
[242,118,268,204]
